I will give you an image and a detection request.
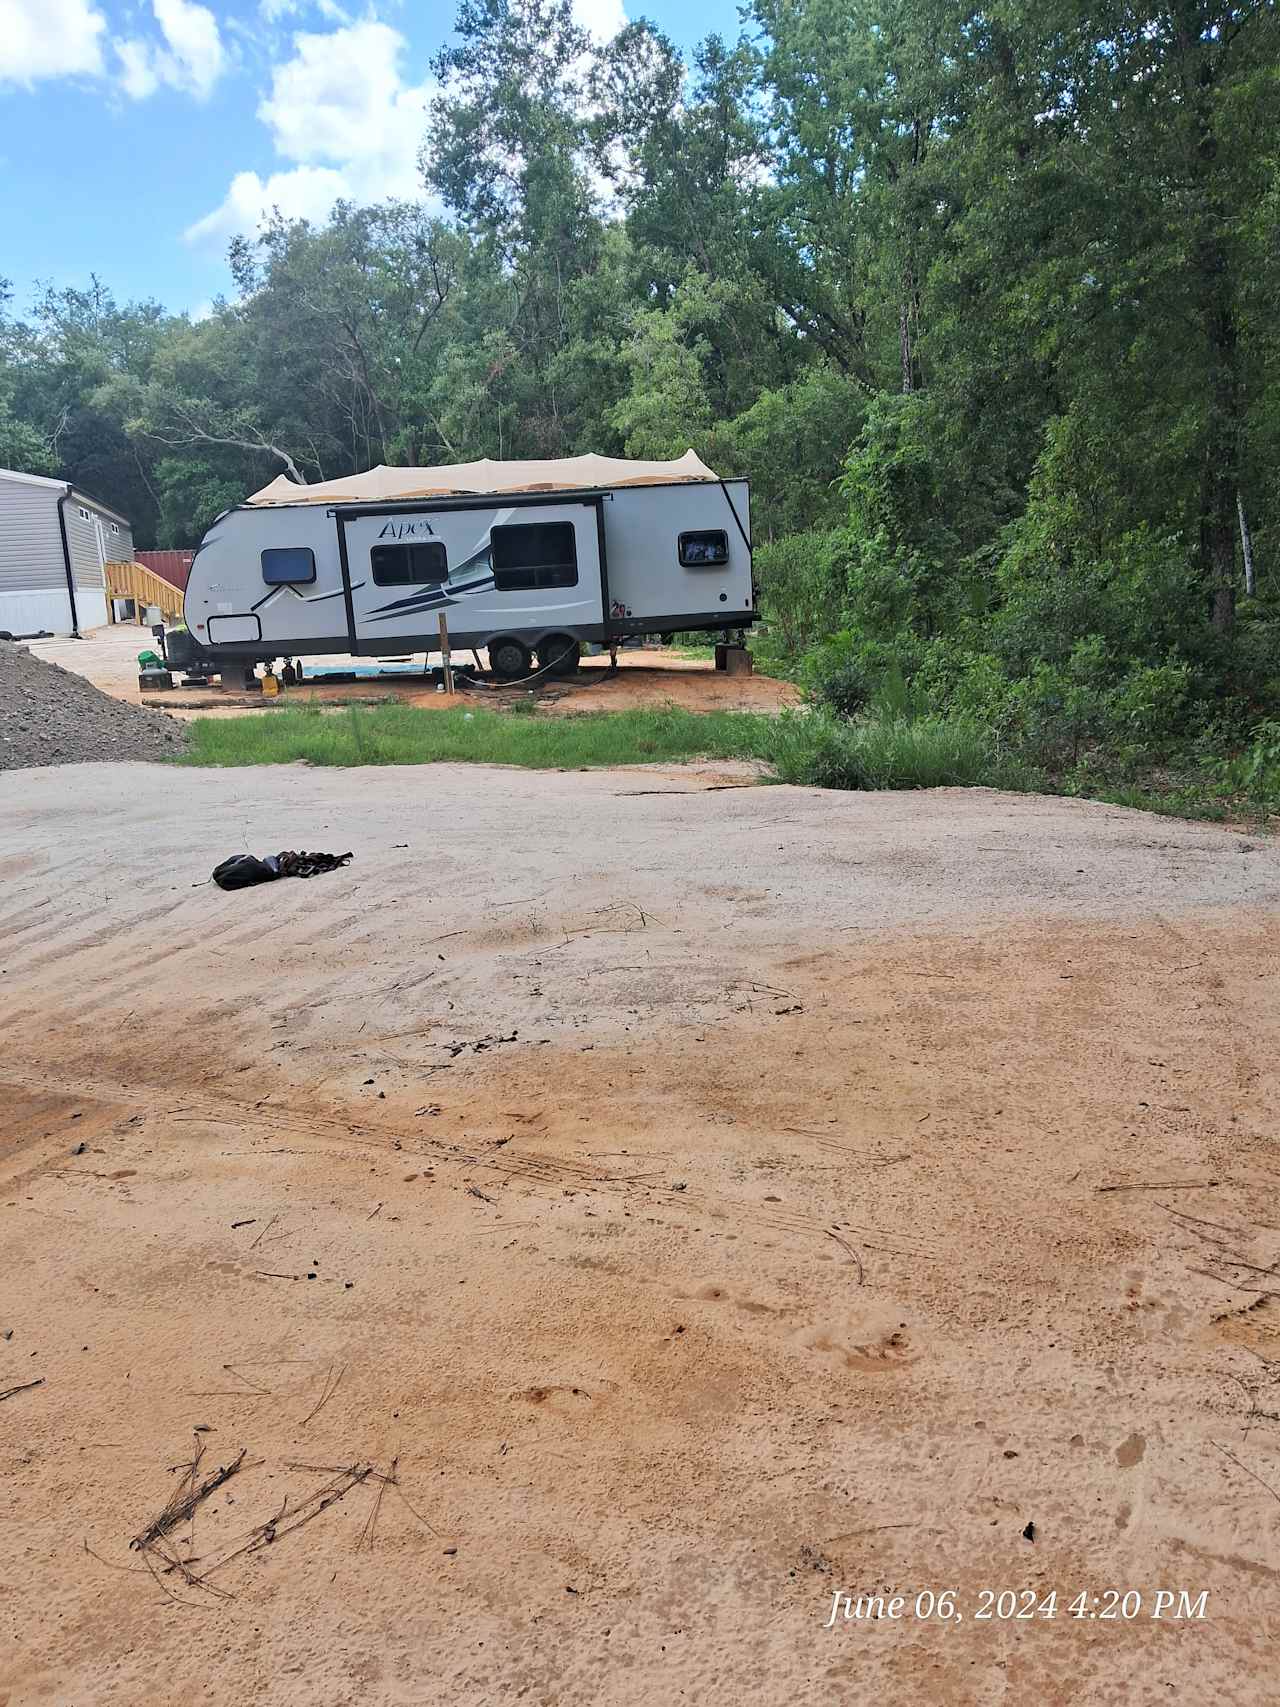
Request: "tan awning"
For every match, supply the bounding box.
[245,451,720,507]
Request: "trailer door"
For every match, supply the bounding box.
[339,500,604,652]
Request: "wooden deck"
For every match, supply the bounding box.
[103,559,184,624]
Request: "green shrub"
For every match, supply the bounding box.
[1212,718,1280,814]
[770,708,1034,792]
[1108,661,1194,748]
[1226,599,1280,714]
[799,630,872,717]
[753,529,849,657]
[725,365,867,536]
[768,710,873,788]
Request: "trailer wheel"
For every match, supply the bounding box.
[538,635,580,677]
[488,637,532,681]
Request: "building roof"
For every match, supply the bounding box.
[0,466,131,527]
[245,451,721,508]
[0,466,67,493]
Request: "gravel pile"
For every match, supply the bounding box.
[0,641,187,770]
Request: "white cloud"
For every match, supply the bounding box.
[157,0,225,90]
[187,20,433,246]
[0,0,106,87]
[258,0,349,21]
[185,163,353,243]
[117,37,159,98]
[117,0,227,102]
[184,4,624,250]
[256,21,425,187]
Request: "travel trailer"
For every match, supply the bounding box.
[173,452,754,679]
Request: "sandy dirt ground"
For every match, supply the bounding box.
[2,764,1280,1705]
[27,626,798,719]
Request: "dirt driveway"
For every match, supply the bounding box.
[28,625,799,717]
[2,764,1279,1705]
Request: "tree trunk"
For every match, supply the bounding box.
[1205,481,1237,631]
[1199,280,1239,633]
[1237,490,1256,597]
[1194,241,1240,634]
[899,302,914,394]
[1174,3,1240,634]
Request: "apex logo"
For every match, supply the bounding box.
[377,518,437,540]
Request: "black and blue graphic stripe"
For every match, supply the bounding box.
[366,572,496,623]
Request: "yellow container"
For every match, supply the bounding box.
[262,672,280,697]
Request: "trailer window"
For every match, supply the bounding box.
[371,542,449,586]
[261,547,316,585]
[678,529,729,568]
[491,522,578,591]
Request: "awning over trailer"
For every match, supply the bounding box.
[245,451,720,508]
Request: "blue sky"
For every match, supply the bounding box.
[1,0,742,318]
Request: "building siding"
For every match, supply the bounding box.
[0,471,64,594]
[65,500,109,590]
[99,510,135,567]
[0,470,131,634]
[95,498,136,566]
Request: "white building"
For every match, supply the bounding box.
[0,468,134,637]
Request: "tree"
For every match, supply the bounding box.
[0,280,53,473]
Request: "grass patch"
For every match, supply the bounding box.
[180,696,1263,820]
[181,701,780,769]
[1075,782,1230,821]
[180,699,1042,797]
[768,710,1039,792]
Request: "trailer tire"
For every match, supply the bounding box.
[488,637,532,681]
[537,635,580,677]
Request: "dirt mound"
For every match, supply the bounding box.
[0,640,187,769]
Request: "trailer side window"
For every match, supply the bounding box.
[678,529,729,568]
[261,547,316,585]
[371,542,449,586]
[491,522,578,591]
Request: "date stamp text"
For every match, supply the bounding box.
[824,1588,1210,1626]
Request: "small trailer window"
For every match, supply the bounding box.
[678,530,729,568]
[372,542,449,586]
[491,521,578,590]
[261,547,317,585]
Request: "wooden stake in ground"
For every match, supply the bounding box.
[438,612,454,695]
